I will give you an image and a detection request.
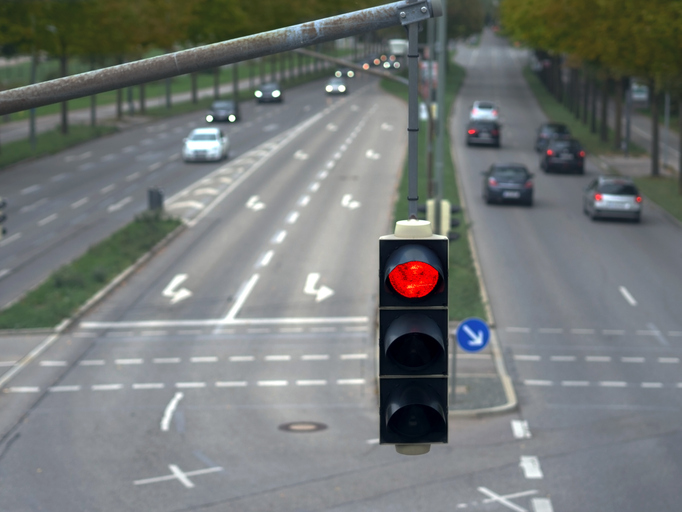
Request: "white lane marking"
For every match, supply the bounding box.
[298,195,311,206]
[154,358,181,364]
[326,123,338,131]
[115,358,143,365]
[81,316,368,328]
[264,355,291,361]
[585,356,611,362]
[506,327,530,333]
[100,184,115,194]
[257,380,288,386]
[296,380,327,386]
[80,359,105,366]
[317,170,329,180]
[247,328,270,334]
[7,387,40,393]
[176,382,205,389]
[38,214,57,226]
[256,250,274,268]
[223,273,259,321]
[162,274,193,305]
[280,327,304,333]
[670,331,682,337]
[123,146,136,153]
[49,385,81,392]
[310,326,335,333]
[108,196,133,213]
[477,487,532,512]
[21,185,40,195]
[166,200,206,211]
[571,328,595,334]
[126,172,141,181]
[337,379,365,385]
[381,122,394,131]
[341,194,360,209]
[642,382,663,388]
[538,328,563,334]
[272,230,287,244]
[134,466,223,487]
[658,357,679,363]
[65,151,92,162]
[340,354,368,360]
[92,384,123,391]
[550,356,576,362]
[365,149,380,160]
[309,182,320,192]
[520,456,543,479]
[0,233,21,247]
[215,381,247,387]
[133,383,164,390]
[622,357,645,363]
[304,273,334,302]
[619,286,638,306]
[71,197,89,209]
[524,380,553,386]
[532,498,554,512]
[603,329,625,335]
[20,198,48,213]
[562,381,590,387]
[294,150,309,160]
[161,392,184,431]
[599,381,627,387]
[194,188,219,197]
[246,195,265,210]
[39,360,67,367]
[514,355,541,361]
[229,356,255,362]
[191,357,218,363]
[301,354,329,361]
[0,360,17,367]
[286,211,299,224]
[511,420,531,439]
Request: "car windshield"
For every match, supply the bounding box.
[550,140,580,151]
[261,84,279,91]
[598,183,638,195]
[476,103,495,110]
[544,124,570,135]
[492,167,528,180]
[473,121,497,129]
[189,133,218,141]
[212,102,233,109]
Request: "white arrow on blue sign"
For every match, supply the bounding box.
[456,318,490,352]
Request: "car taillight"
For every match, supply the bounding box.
[488,177,498,186]
[594,193,603,201]
[524,180,533,189]
[468,129,477,135]
[546,149,553,156]
[492,110,498,116]
[579,150,585,157]
[636,196,642,203]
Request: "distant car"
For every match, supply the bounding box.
[482,163,534,206]
[583,176,642,222]
[540,137,585,173]
[254,82,283,103]
[535,122,570,152]
[466,120,500,147]
[335,67,355,78]
[206,100,239,123]
[469,101,499,121]
[325,77,348,95]
[182,127,229,162]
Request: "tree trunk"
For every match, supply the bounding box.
[139,84,145,114]
[614,78,623,150]
[232,62,239,101]
[116,88,123,119]
[191,73,197,103]
[590,77,597,134]
[573,69,581,118]
[600,78,609,142]
[165,78,172,109]
[582,67,589,125]
[214,68,220,99]
[679,95,682,193]
[90,95,96,127]
[60,55,68,134]
[650,78,659,176]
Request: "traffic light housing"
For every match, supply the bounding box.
[379,219,448,455]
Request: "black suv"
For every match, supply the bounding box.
[466,120,500,147]
[206,100,239,123]
[535,123,570,152]
[540,137,585,173]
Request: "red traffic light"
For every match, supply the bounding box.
[388,261,439,298]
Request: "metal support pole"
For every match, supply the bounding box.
[434,0,446,234]
[406,19,419,220]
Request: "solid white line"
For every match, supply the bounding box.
[38,213,57,226]
[168,464,195,488]
[161,392,184,431]
[0,333,59,389]
[619,286,638,306]
[223,274,260,321]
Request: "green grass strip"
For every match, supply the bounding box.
[0,212,182,329]
[632,176,682,223]
[381,62,486,322]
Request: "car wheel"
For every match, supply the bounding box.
[633,213,641,223]
[577,166,584,174]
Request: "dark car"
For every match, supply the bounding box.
[325,77,348,95]
[540,138,585,173]
[482,164,534,206]
[466,120,501,147]
[254,82,283,103]
[582,176,642,222]
[205,100,239,123]
[535,123,570,152]
[335,67,355,79]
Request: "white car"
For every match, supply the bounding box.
[469,101,499,121]
[182,127,229,162]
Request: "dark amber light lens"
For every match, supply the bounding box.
[388,261,439,298]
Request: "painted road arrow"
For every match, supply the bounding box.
[304,273,334,302]
[162,274,193,305]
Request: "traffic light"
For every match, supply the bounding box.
[379,219,449,455]
[0,196,6,240]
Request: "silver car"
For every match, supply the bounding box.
[182,127,229,162]
[583,176,642,222]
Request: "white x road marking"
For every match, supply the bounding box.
[134,465,223,488]
[478,487,538,512]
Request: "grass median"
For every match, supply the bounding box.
[0,211,182,330]
[381,61,486,322]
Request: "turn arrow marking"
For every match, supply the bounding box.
[304,273,334,302]
[163,274,193,304]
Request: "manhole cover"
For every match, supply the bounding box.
[279,422,328,433]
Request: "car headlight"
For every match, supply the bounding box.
[272,90,281,98]
[255,90,263,98]
[393,62,400,69]
[347,70,354,77]
[338,85,346,93]
[383,62,391,68]
[326,85,333,93]
[228,114,236,122]
[335,71,342,77]
[206,114,214,123]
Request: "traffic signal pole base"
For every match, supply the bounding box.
[396,444,430,456]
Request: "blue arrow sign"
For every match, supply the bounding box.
[456,317,490,352]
